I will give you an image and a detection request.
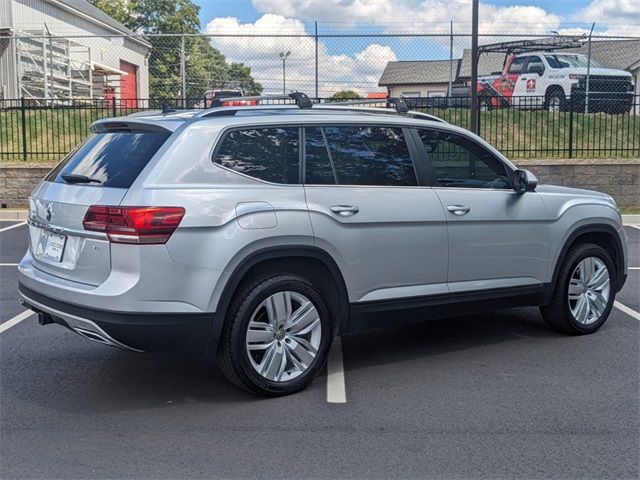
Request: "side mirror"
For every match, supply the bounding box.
[514,169,538,194]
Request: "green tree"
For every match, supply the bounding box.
[90,0,132,27]
[89,0,262,101]
[225,63,263,95]
[330,90,362,100]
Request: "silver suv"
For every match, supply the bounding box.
[18,94,628,396]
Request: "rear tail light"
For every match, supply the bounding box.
[222,99,258,107]
[83,206,185,244]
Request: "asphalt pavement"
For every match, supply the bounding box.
[1,221,638,479]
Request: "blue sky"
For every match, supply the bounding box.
[197,0,592,27]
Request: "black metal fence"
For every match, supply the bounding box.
[1,95,638,162]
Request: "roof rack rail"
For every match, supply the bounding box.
[478,36,584,55]
[312,104,446,123]
[210,91,313,109]
[324,97,409,113]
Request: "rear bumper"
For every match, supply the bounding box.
[18,283,215,353]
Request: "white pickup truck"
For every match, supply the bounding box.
[477,51,635,113]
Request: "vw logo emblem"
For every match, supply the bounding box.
[45,204,53,222]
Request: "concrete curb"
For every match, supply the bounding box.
[0,210,28,220]
[1,209,639,224]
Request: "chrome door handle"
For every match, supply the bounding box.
[446,205,470,215]
[330,205,360,217]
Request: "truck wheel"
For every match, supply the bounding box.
[540,243,615,335]
[545,90,566,112]
[217,273,332,396]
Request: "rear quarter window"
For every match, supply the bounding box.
[46,131,170,188]
[213,127,300,184]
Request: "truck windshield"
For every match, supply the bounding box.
[544,54,602,69]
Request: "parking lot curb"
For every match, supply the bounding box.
[0,209,28,220]
[622,214,640,225]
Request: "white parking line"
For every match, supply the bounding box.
[614,301,640,321]
[629,267,640,270]
[326,336,347,404]
[0,221,27,233]
[0,263,19,267]
[0,310,34,334]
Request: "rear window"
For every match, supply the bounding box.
[46,131,170,188]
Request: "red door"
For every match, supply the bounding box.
[119,60,138,109]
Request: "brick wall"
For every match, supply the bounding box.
[516,159,639,209]
[1,159,638,209]
[0,163,56,208]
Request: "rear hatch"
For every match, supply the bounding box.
[28,122,172,286]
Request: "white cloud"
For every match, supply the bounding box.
[251,0,561,35]
[573,0,640,35]
[204,14,396,96]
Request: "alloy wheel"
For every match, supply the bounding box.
[567,256,610,325]
[245,291,322,382]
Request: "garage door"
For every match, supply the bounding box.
[119,60,138,108]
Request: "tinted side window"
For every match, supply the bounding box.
[214,127,299,184]
[46,131,170,188]
[305,126,417,186]
[526,56,544,74]
[508,57,527,74]
[418,130,512,189]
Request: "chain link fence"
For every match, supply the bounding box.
[1,28,639,161]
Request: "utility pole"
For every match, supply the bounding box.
[180,34,186,107]
[279,51,291,94]
[44,23,54,103]
[585,22,595,114]
[448,20,454,97]
[315,22,319,100]
[470,0,479,134]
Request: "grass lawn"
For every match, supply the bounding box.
[422,107,640,159]
[0,106,137,163]
[1,105,639,163]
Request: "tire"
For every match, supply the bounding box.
[545,89,566,112]
[540,243,615,335]
[217,273,332,396]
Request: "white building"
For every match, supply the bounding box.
[378,60,460,98]
[0,0,151,103]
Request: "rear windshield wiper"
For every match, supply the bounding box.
[61,173,103,184]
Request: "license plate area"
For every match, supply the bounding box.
[43,233,67,262]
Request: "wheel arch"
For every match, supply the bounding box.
[545,84,567,99]
[549,224,626,300]
[206,246,350,355]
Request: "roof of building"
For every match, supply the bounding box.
[559,39,640,70]
[378,60,460,86]
[47,0,151,48]
[459,50,505,78]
